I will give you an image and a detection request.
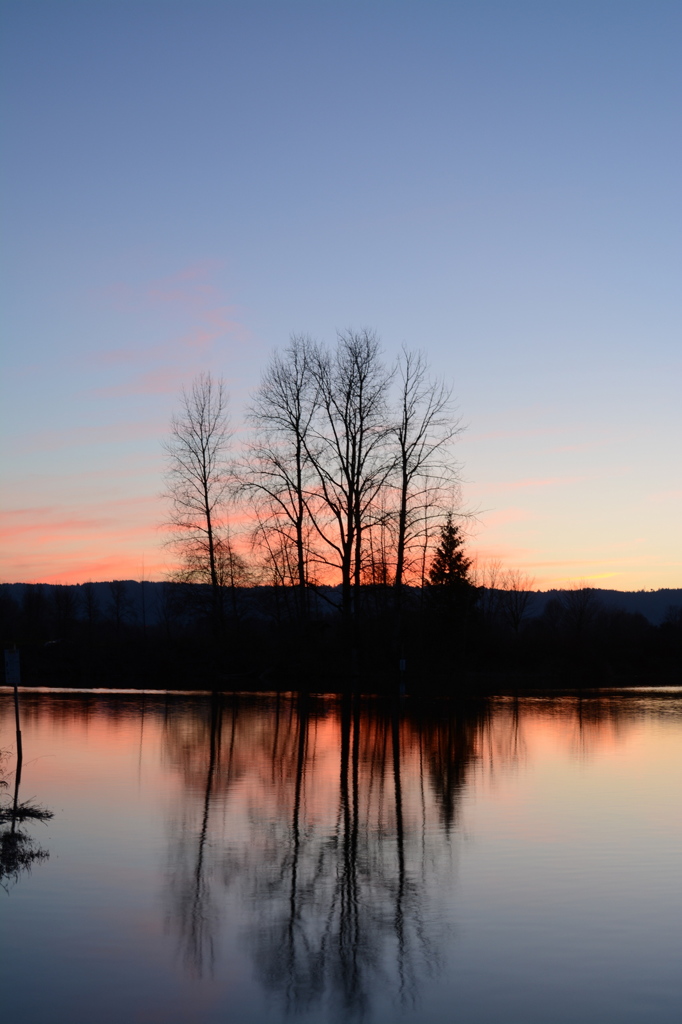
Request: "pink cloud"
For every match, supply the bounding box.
[484,476,586,492]
[94,261,223,313]
[1,488,287,584]
[563,572,621,582]
[552,439,612,454]
[523,559,622,569]
[89,263,254,397]
[1,496,158,535]
[1,513,114,540]
[473,507,535,529]
[93,367,188,398]
[93,308,248,370]
[1,496,168,583]
[470,543,535,563]
[13,554,169,586]
[466,427,563,443]
[145,262,224,309]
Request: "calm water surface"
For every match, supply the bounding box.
[1,688,681,1024]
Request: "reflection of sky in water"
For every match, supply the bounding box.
[1,689,681,1024]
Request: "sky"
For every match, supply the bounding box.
[1,0,680,590]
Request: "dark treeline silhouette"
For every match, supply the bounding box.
[0,576,680,690]
[1,577,681,690]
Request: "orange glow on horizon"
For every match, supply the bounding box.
[3,497,679,591]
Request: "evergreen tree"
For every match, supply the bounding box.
[428,514,472,587]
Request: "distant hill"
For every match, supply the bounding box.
[0,580,343,630]
[504,588,682,627]
[2,580,681,626]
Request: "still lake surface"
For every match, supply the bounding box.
[1,687,681,1024]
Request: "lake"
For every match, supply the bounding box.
[1,687,681,1024]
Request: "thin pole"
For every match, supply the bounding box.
[5,647,23,830]
[5,647,22,762]
[11,729,23,833]
[13,683,22,762]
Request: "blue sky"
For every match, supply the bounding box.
[1,0,680,587]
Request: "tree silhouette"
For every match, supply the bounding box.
[163,372,233,630]
[245,334,318,613]
[428,513,472,588]
[392,347,462,591]
[306,329,394,623]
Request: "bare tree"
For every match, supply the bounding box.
[473,562,535,634]
[469,559,495,630]
[306,330,394,620]
[498,569,535,634]
[391,348,462,591]
[163,372,233,623]
[245,336,318,612]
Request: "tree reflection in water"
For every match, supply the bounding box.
[163,696,223,977]
[162,693,487,1013]
[161,690,659,1014]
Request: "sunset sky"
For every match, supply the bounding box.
[1,0,680,589]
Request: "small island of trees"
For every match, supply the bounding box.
[1,330,681,691]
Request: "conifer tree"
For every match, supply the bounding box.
[428,513,472,587]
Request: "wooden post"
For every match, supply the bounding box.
[5,648,22,763]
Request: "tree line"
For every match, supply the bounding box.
[1,576,680,688]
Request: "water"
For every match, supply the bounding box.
[1,688,681,1024]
